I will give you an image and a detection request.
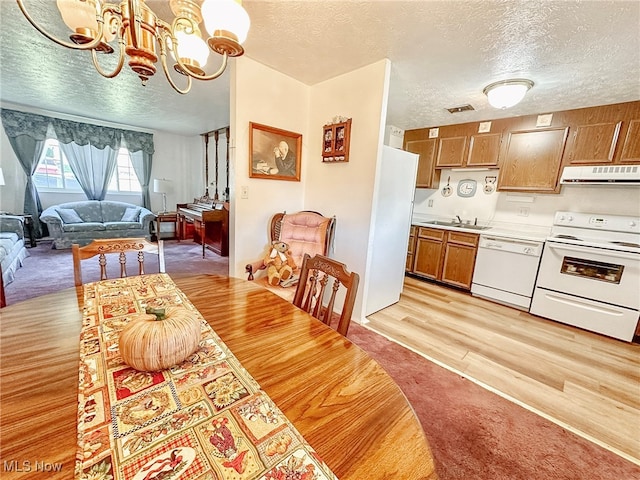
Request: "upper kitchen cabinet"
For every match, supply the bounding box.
[563,121,621,164]
[435,128,468,168]
[405,121,504,172]
[467,132,503,167]
[620,119,640,163]
[404,131,441,189]
[497,127,569,193]
[562,102,640,165]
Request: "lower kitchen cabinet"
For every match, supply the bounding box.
[441,232,479,289]
[411,226,479,290]
[406,226,417,272]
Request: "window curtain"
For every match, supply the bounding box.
[0,109,50,238]
[59,142,120,200]
[122,131,154,209]
[51,118,122,201]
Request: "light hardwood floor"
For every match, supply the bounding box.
[365,275,640,465]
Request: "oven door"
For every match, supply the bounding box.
[535,241,640,310]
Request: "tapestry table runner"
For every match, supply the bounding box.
[75,273,339,480]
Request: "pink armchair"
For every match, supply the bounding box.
[246,211,336,298]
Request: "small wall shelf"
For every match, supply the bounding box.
[322,118,352,163]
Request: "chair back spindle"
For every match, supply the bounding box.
[293,254,359,336]
[73,238,165,286]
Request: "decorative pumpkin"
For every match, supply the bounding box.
[119,306,201,371]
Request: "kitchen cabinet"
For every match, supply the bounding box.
[406,225,417,272]
[497,127,569,193]
[436,135,467,168]
[404,101,639,194]
[467,132,502,167]
[413,227,445,280]
[411,226,479,290]
[440,231,480,289]
[404,136,441,189]
[620,119,640,163]
[560,101,640,165]
[564,121,622,164]
[408,121,505,171]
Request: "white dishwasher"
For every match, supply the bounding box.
[471,235,544,310]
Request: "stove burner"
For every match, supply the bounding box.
[555,235,582,241]
[610,241,640,249]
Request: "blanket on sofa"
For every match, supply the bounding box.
[0,216,29,286]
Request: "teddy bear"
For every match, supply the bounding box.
[264,240,297,286]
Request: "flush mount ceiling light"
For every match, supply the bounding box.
[483,79,534,109]
[16,0,250,94]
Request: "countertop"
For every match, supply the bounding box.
[411,214,550,243]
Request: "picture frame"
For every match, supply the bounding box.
[322,118,352,163]
[249,122,302,181]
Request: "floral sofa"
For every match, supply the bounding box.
[40,200,155,249]
[0,215,29,287]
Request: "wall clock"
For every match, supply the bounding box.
[457,179,477,197]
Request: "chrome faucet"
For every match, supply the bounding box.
[455,215,462,224]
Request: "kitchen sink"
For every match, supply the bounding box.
[422,220,491,231]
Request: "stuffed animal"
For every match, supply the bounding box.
[264,241,297,286]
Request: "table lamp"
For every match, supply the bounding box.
[153,178,170,213]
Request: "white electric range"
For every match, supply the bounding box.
[530,211,640,341]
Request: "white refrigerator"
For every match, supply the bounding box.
[364,145,419,316]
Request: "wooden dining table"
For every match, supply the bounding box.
[0,274,438,480]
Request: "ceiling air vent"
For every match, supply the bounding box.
[447,104,475,114]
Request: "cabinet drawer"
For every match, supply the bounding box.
[417,227,445,240]
[446,231,479,247]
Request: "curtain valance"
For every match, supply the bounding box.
[1,108,50,140]
[0,108,154,154]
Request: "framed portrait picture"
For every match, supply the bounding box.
[249,122,302,181]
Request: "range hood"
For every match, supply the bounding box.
[560,165,640,185]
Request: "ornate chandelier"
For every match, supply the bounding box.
[16,0,250,94]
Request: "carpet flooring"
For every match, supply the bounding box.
[4,239,228,305]
[5,240,640,479]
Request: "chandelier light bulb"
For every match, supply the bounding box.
[172,29,210,74]
[56,0,99,33]
[483,79,534,109]
[201,0,251,45]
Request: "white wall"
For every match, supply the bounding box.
[413,168,640,227]
[229,57,308,278]
[306,60,390,321]
[150,132,203,213]
[229,57,391,324]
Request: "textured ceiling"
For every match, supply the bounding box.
[1,0,639,137]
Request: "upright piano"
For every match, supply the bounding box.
[177,200,229,257]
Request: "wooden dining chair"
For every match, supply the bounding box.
[72,238,165,286]
[292,253,360,336]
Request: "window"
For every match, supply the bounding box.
[34,139,81,190]
[33,139,141,193]
[107,149,142,193]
